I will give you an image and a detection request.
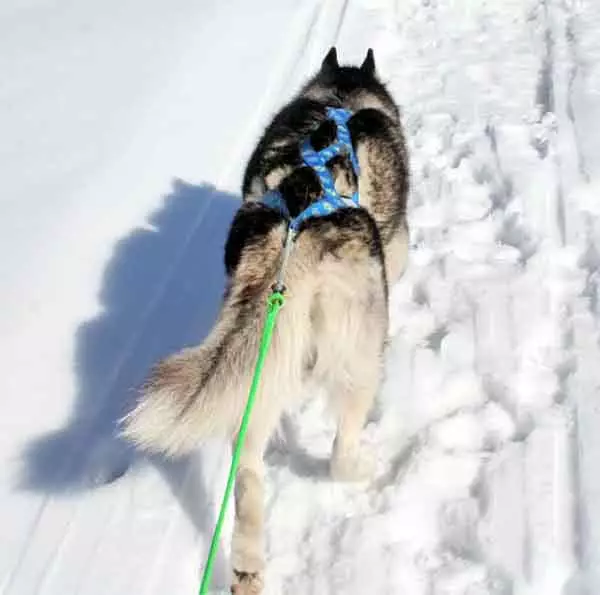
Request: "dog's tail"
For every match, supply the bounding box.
[119,206,292,457]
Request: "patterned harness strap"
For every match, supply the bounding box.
[261,107,360,232]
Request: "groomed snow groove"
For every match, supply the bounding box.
[1,0,599,594]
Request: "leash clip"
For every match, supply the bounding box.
[271,227,296,295]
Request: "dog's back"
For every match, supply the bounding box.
[243,48,408,246]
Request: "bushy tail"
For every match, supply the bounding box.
[119,325,250,456]
[120,213,287,457]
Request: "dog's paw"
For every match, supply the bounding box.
[231,570,264,595]
[330,448,375,483]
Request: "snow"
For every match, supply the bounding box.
[1,0,599,593]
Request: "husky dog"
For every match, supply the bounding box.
[121,47,409,594]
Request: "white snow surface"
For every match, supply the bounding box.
[1,0,600,593]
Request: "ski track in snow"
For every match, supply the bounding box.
[1,0,599,594]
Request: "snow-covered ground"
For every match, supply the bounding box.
[1,0,599,593]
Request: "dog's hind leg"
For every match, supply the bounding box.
[230,431,269,594]
[230,396,286,595]
[230,439,267,593]
[385,220,410,286]
[230,460,265,594]
[314,279,387,483]
[328,345,383,482]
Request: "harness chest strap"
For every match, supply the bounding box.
[261,106,361,233]
[264,106,361,293]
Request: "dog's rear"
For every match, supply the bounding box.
[121,202,388,595]
[120,203,387,458]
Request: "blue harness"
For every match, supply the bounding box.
[261,107,360,232]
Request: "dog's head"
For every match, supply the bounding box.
[319,47,376,87]
[300,47,398,120]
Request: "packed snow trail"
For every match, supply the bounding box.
[1,0,600,594]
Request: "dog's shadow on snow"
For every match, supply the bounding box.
[20,179,239,584]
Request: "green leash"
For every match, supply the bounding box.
[198,289,286,595]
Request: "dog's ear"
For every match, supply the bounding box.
[360,48,376,75]
[321,47,339,73]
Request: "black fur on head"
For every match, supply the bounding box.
[300,46,392,109]
[321,47,376,76]
[321,47,339,74]
[360,48,375,76]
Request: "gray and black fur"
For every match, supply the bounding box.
[121,47,410,594]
